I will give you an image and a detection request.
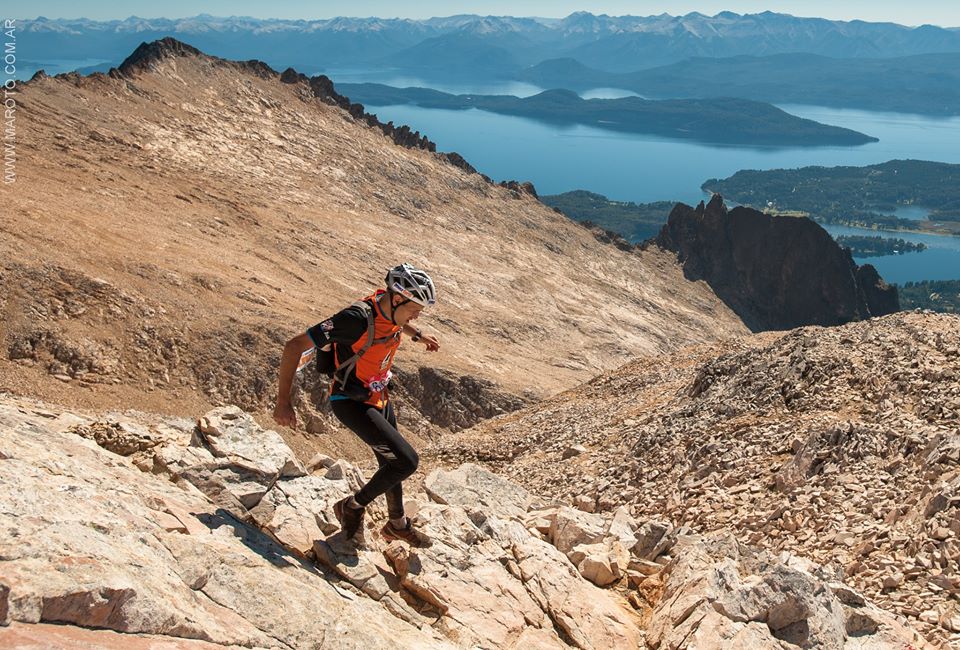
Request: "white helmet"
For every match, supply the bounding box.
[385,263,436,308]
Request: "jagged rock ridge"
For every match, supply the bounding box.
[651,194,899,332]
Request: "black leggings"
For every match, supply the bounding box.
[330,399,418,519]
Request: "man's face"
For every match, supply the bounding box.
[392,296,424,325]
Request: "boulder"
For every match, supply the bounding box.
[573,494,596,512]
[306,451,336,472]
[607,505,638,546]
[196,406,306,479]
[571,541,629,587]
[524,507,559,537]
[713,563,846,646]
[549,506,607,554]
[425,463,532,520]
[631,519,674,560]
[562,444,587,459]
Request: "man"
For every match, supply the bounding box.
[273,263,439,547]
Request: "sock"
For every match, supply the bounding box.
[346,495,363,510]
[390,516,408,529]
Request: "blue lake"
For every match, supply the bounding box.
[820,224,960,284]
[351,91,960,283]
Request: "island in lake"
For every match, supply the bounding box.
[337,83,878,147]
[703,160,960,237]
[835,235,926,257]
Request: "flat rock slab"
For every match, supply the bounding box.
[425,463,533,521]
[0,401,452,650]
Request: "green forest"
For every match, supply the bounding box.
[896,280,960,313]
[703,160,960,232]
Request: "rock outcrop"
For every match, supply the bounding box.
[0,399,441,649]
[436,310,959,647]
[651,194,900,332]
[498,179,539,198]
[0,395,645,648]
[2,392,924,648]
[644,532,921,649]
[393,366,530,432]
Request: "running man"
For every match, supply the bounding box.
[274,263,439,546]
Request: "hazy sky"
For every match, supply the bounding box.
[9,1,960,26]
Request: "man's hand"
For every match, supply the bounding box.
[421,333,440,352]
[403,323,440,352]
[273,401,297,429]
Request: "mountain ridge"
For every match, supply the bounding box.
[519,52,960,116]
[18,11,960,76]
[1,37,746,458]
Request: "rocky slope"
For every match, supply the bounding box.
[433,310,960,647]
[652,195,899,332]
[0,393,926,649]
[0,37,746,459]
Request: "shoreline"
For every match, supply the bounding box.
[760,209,960,239]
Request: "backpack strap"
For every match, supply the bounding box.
[331,299,398,391]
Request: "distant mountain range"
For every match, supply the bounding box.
[21,11,960,75]
[339,83,878,146]
[518,53,960,116]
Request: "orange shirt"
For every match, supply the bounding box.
[308,289,402,409]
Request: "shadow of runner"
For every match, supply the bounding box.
[188,507,364,603]
[313,530,407,601]
[196,508,298,569]
[315,530,367,565]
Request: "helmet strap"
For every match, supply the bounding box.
[382,289,410,325]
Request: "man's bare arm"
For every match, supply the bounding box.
[273,333,315,427]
